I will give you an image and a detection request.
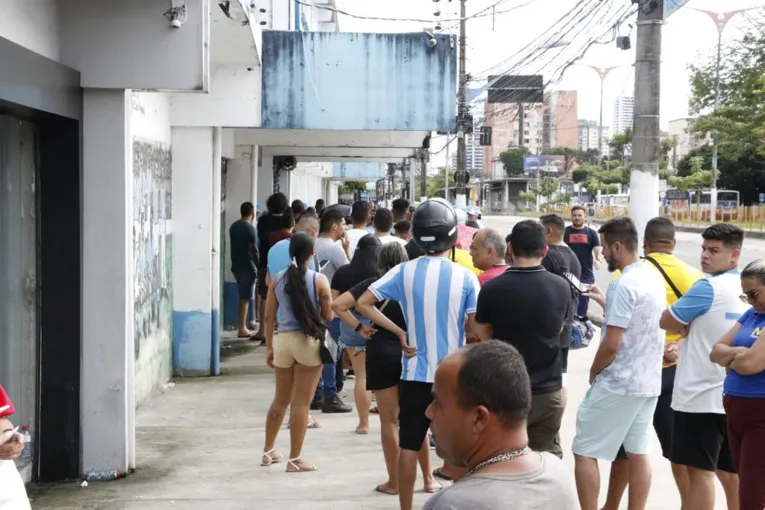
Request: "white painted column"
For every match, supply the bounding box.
[81,88,133,478]
[211,127,222,375]
[223,145,258,327]
[171,127,215,376]
[257,154,273,209]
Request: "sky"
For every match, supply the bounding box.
[333,0,764,161]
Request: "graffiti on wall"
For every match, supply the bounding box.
[133,140,172,359]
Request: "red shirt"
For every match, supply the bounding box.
[477,264,508,287]
[0,385,15,417]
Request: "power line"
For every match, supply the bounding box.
[295,0,537,25]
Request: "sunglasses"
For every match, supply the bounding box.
[740,290,761,303]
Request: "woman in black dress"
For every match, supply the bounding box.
[331,243,439,495]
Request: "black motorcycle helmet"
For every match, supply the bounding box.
[411,198,459,254]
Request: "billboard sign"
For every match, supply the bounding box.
[487,75,544,104]
[664,0,690,19]
[523,155,565,175]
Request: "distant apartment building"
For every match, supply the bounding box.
[482,90,579,178]
[451,130,485,175]
[578,119,610,156]
[667,117,710,168]
[612,96,634,135]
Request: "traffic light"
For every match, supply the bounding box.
[479,126,492,146]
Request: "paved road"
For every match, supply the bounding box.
[482,215,765,318]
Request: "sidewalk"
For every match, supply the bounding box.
[29,330,724,509]
[28,335,441,510]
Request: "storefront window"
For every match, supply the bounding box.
[0,116,38,465]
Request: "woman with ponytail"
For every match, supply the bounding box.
[261,233,333,473]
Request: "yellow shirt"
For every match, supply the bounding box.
[452,248,483,276]
[612,252,703,365]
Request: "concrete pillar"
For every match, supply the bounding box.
[503,181,509,212]
[171,127,219,376]
[81,89,133,477]
[223,145,257,328]
[257,153,272,210]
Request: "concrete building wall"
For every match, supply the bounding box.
[548,91,578,150]
[289,163,333,206]
[130,92,174,407]
[0,0,61,62]
[60,0,210,90]
[171,65,260,127]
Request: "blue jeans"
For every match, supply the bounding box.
[315,318,343,399]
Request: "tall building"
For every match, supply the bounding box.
[578,119,610,156]
[451,130,485,176]
[612,96,634,135]
[667,117,710,168]
[543,91,579,150]
[482,90,579,178]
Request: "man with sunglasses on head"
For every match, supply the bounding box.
[658,223,747,510]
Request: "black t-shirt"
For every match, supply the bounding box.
[349,277,407,350]
[542,244,582,348]
[229,219,257,274]
[475,266,570,394]
[331,265,375,295]
[256,214,285,269]
[405,240,425,260]
[563,225,600,280]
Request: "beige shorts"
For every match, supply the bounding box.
[273,330,322,369]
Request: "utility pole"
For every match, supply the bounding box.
[420,149,428,202]
[454,0,468,207]
[630,1,662,247]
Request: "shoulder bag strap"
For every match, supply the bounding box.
[379,299,391,313]
[643,256,683,299]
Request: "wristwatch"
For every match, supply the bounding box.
[354,323,363,332]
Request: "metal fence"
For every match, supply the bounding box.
[540,205,765,232]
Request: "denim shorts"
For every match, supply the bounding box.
[339,311,369,351]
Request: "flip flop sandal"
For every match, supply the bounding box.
[424,482,443,494]
[432,468,453,482]
[374,484,399,495]
[370,407,380,414]
[260,448,283,466]
[286,456,317,473]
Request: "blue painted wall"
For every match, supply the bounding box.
[262,31,457,131]
[333,162,387,181]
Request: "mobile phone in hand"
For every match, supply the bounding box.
[564,272,589,293]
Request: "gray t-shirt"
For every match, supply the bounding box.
[314,236,348,283]
[422,452,578,510]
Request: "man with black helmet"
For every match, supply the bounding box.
[356,198,482,510]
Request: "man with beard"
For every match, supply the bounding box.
[565,205,604,318]
[573,217,666,510]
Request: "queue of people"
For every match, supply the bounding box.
[229,193,765,510]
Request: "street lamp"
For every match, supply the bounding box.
[577,64,624,158]
[692,7,757,222]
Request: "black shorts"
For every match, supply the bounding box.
[615,364,676,461]
[257,268,269,299]
[233,271,256,301]
[366,340,402,391]
[399,381,433,451]
[670,411,736,473]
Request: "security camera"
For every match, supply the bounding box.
[428,38,438,48]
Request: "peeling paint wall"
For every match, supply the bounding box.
[131,92,173,406]
[261,31,457,131]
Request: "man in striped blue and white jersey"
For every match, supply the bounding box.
[356,198,481,510]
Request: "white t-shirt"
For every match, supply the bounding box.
[597,261,667,398]
[0,460,31,510]
[376,235,407,247]
[669,270,748,414]
[346,227,372,258]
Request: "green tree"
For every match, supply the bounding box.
[519,177,560,204]
[688,26,765,159]
[609,128,632,162]
[660,137,678,173]
[669,156,713,204]
[499,147,531,177]
[338,181,367,196]
[426,169,454,198]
